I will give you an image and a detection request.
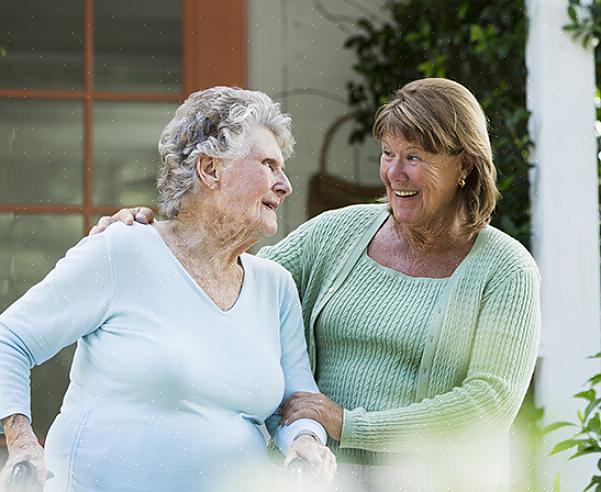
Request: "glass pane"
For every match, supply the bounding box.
[93,101,178,206]
[0,214,83,310]
[0,1,83,90]
[94,1,182,93]
[0,213,82,439]
[0,99,83,204]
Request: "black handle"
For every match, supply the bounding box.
[7,461,42,492]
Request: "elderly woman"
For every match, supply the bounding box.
[96,78,540,491]
[0,87,335,492]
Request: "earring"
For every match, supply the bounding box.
[458,178,466,188]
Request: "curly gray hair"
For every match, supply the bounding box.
[157,86,295,218]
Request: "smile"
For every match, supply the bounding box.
[393,190,419,198]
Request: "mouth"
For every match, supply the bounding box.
[392,190,419,198]
[261,200,279,212]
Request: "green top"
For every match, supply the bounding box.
[259,204,540,465]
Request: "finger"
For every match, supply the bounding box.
[116,209,135,225]
[95,216,113,233]
[89,225,98,236]
[281,396,323,419]
[284,408,320,425]
[135,207,155,224]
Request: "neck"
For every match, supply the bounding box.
[388,206,471,254]
[157,208,255,272]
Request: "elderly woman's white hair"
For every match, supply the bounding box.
[157,86,295,218]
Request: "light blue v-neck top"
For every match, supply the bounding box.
[0,222,324,491]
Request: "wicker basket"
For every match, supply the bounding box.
[307,112,385,219]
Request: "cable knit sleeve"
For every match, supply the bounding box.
[340,267,541,453]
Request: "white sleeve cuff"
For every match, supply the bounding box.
[274,418,327,455]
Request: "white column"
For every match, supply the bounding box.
[526,0,601,490]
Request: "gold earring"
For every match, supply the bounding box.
[458,178,466,188]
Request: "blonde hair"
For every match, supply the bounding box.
[373,78,498,235]
[157,87,294,218]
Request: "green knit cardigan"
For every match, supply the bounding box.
[259,204,540,455]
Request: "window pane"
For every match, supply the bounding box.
[93,101,178,206]
[0,1,83,90]
[0,99,83,205]
[94,1,182,93]
[0,214,83,310]
[0,213,82,439]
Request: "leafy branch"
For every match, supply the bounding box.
[564,0,601,49]
[545,353,601,491]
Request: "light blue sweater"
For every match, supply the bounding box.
[0,223,325,491]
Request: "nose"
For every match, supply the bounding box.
[275,169,293,197]
[386,156,408,181]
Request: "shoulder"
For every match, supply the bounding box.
[244,252,291,278]
[473,226,539,292]
[95,222,165,268]
[481,226,538,272]
[244,253,299,296]
[100,222,159,250]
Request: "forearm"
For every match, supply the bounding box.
[341,377,521,453]
[2,414,38,452]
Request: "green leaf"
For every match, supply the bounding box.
[550,439,587,455]
[542,421,577,435]
[589,374,601,385]
[575,389,597,402]
[570,445,601,460]
[584,399,601,422]
[568,5,578,22]
[588,413,601,434]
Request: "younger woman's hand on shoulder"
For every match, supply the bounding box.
[89,207,156,235]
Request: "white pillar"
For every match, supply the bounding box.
[526,0,601,490]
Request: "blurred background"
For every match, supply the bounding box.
[1,0,600,490]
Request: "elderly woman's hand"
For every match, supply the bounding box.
[89,207,155,235]
[0,415,47,491]
[285,434,336,484]
[281,392,343,441]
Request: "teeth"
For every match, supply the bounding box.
[394,190,418,197]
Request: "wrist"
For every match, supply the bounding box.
[294,431,320,442]
[2,414,37,450]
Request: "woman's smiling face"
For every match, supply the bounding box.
[379,132,465,228]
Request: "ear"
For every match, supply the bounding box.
[196,155,220,190]
[459,153,474,179]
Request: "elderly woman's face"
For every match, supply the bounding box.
[216,126,292,238]
[379,133,464,227]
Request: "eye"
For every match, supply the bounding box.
[262,159,275,170]
[406,154,422,165]
[382,149,394,159]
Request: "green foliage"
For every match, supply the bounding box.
[564,0,601,50]
[546,353,601,492]
[344,0,532,247]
